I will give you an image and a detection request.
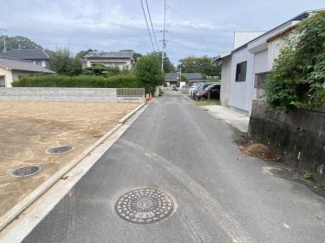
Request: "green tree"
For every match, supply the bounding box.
[0,36,42,52]
[265,11,325,110]
[181,75,188,84]
[133,52,142,63]
[75,49,96,59]
[179,56,221,76]
[84,63,121,76]
[50,48,82,76]
[150,51,176,73]
[135,54,164,93]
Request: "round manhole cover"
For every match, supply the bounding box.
[11,165,42,177]
[115,188,175,224]
[46,145,74,154]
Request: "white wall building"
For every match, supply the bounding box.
[0,57,55,87]
[84,51,135,70]
[216,11,315,115]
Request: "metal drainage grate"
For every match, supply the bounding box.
[115,188,175,224]
[46,145,74,154]
[11,165,42,177]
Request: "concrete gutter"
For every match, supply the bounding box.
[119,103,145,124]
[0,103,147,233]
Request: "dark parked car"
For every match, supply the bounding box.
[192,83,212,99]
[196,83,221,101]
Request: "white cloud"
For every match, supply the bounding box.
[0,0,324,64]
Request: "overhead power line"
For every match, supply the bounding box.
[32,32,161,44]
[140,0,156,51]
[168,40,208,53]
[166,5,222,39]
[144,0,159,51]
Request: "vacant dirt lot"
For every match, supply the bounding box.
[0,101,139,218]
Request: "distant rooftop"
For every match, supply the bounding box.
[84,51,135,59]
[1,49,50,60]
[0,56,55,73]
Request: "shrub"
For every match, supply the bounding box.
[12,74,141,88]
[83,64,121,76]
[265,11,325,111]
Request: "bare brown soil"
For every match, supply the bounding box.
[0,101,139,218]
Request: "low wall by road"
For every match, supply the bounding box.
[249,100,325,184]
[0,88,145,103]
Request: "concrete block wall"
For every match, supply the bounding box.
[0,88,143,103]
[249,100,325,184]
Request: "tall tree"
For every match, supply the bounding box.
[133,52,143,63]
[50,48,82,76]
[179,56,221,76]
[135,54,164,93]
[0,36,42,52]
[150,51,176,73]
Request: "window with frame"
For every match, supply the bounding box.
[235,61,247,82]
[0,76,5,87]
[35,60,42,66]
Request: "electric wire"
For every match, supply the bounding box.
[140,0,156,51]
[144,0,160,51]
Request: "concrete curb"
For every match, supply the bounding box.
[180,93,194,103]
[119,103,146,124]
[0,103,145,232]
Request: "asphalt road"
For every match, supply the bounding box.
[22,92,325,243]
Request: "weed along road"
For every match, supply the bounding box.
[15,92,325,243]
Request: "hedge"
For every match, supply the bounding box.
[12,74,141,88]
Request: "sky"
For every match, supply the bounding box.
[0,0,324,65]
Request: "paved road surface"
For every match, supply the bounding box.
[22,92,325,243]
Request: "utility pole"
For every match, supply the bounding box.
[0,29,7,53]
[179,61,182,89]
[161,0,167,72]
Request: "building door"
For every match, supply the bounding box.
[0,76,5,87]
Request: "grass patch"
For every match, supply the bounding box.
[304,172,314,180]
[195,99,220,106]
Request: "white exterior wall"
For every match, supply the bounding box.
[268,32,295,70]
[0,67,14,87]
[220,55,232,106]
[220,21,301,115]
[87,58,134,70]
[0,68,53,87]
[234,31,265,49]
[228,47,255,115]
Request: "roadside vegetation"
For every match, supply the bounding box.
[265,11,325,111]
[12,52,165,93]
[134,54,164,94]
[12,74,141,88]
